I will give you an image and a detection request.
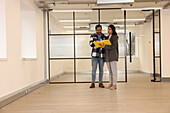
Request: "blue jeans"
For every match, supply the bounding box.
[91,57,104,83]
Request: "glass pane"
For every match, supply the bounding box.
[75,35,91,58]
[49,12,73,34]
[155,10,160,33]
[155,34,160,56]
[76,59,91,82]
[118,33,126,57]
[50,35,74,58]
[101,10,125,34]
[155,58,161,81]
[116,58,126,81]
[76,59,126,82]
[126,10,154,80]
[50,60,74,82]
[76,59,109,82]
[75,10,98,34]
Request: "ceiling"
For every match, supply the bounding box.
[44,0,163,34]
[35,0,170,10]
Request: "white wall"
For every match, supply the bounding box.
[0,0,45,99]
[161,9,170,78]
[0,0,6,58]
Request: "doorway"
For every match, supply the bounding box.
[47,8,161,84]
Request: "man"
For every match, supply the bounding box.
[89,25,106,88]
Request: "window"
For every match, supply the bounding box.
[21,1,37,59]
[0,0,7,58]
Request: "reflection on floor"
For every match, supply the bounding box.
[150,73,161,82]
[1,73,170,113]
[50,73,126,82]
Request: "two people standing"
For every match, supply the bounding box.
[89,24,119,90]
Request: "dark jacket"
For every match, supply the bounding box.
[104,35,119,62]
[89,33,106,58]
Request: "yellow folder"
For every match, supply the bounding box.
[94,40,112,48]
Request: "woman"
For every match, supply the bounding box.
[103,25,119,90]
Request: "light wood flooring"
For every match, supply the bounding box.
[0,73,170,113]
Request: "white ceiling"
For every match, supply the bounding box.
[35,0,170,10]
[45,0,164,34]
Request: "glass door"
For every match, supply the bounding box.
[126,9,161,82]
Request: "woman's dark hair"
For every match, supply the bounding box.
[108,24,117,35]
[95,24,102,30]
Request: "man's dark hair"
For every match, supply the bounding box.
[95,24,102,30]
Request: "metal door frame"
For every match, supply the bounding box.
[46,8,161,84]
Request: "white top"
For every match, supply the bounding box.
[109,35,112,40]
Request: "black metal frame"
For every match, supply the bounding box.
[124,10,128,82]
[73,11,76,83]
[152,10,156,82]
[159,9,162,81]
[47,8,162,84]
[47,11,51,81]
[151,9,162,82]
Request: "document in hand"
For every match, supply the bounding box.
[93,40,112,48]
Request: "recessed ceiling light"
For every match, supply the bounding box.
[116,29,125,33]
[59,20,91,22]
[113,18,146,22]
[114,25,135,27]
[66,30,89,32]
[53,10,92,12]
[121,7,162,11]
[63,26,89,28]
[97,0,134,4]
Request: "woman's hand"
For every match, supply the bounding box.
[99,43,105,48]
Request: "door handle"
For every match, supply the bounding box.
[129,32,132,63]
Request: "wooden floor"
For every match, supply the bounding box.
[0,73,170,113]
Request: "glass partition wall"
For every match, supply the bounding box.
[153,10,161,82]
[48,8,161,83]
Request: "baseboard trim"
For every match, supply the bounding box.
[0,79,48,109]
[161,77,170,82]
[50,72,65,80]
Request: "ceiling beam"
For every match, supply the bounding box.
[163,1,170,9]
